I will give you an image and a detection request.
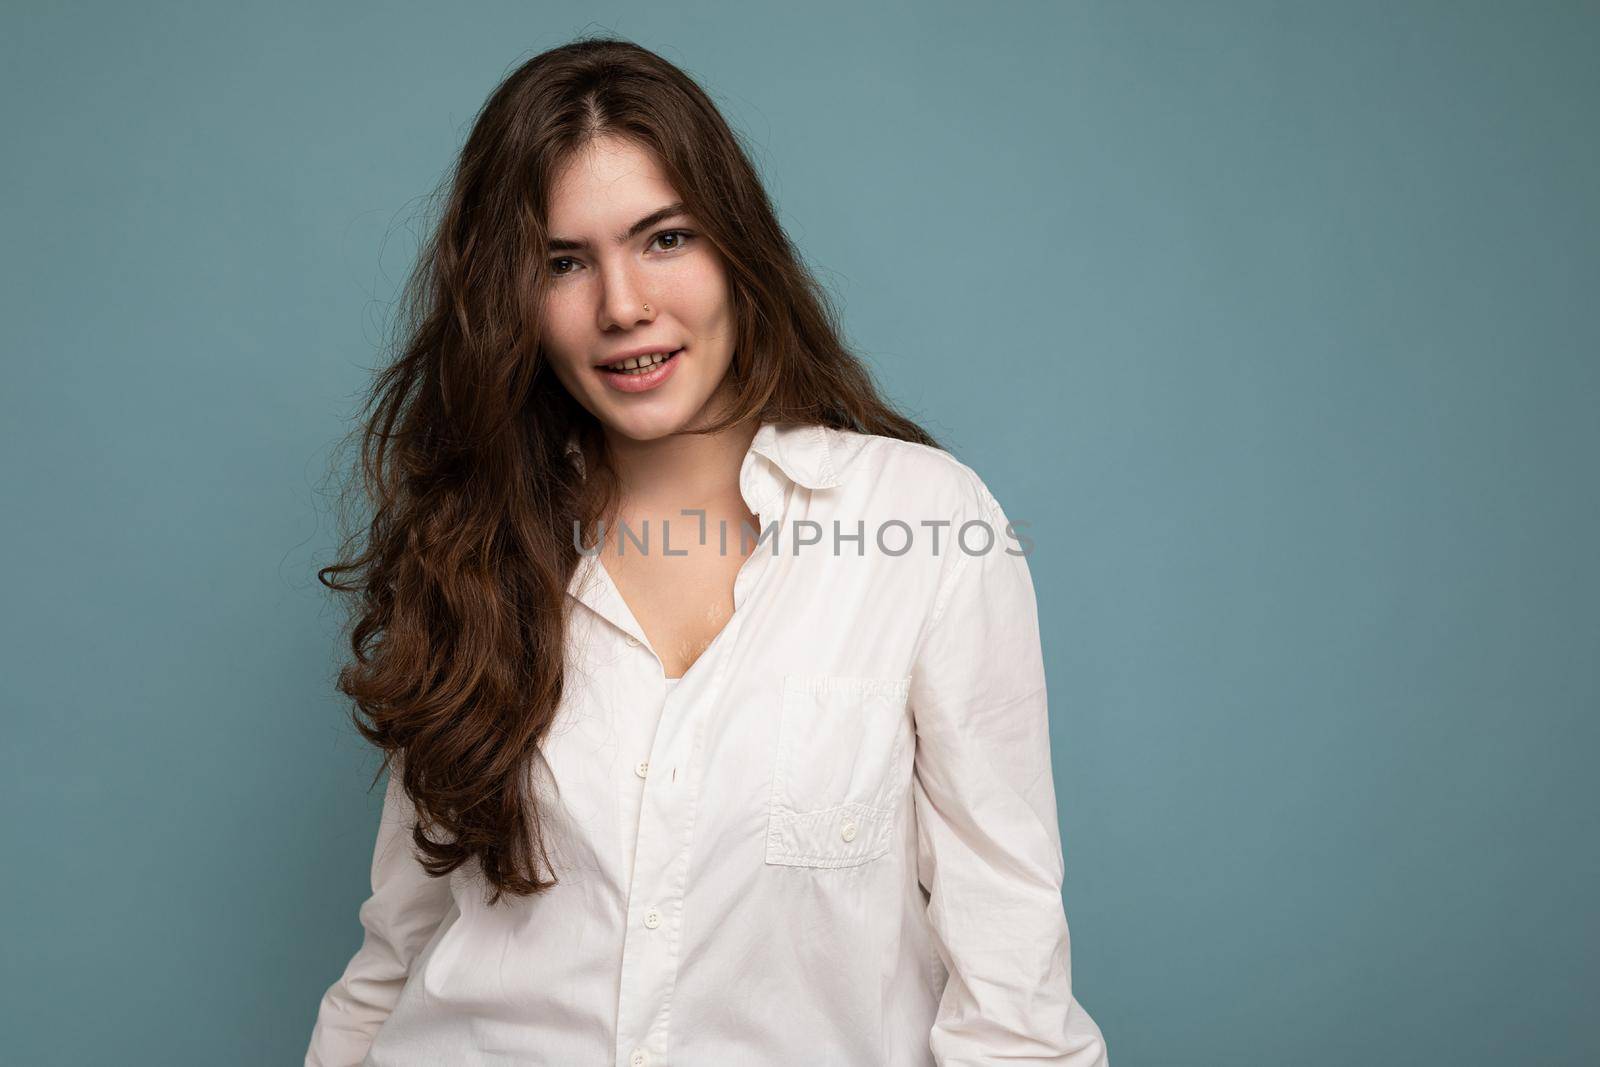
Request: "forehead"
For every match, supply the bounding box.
[546,137,679,227]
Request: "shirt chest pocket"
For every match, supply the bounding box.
[765,673,913,869]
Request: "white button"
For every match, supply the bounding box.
[840,817,858,842]
[630,1050,647,1066]
[644,908,662,929]
[634,760,649,778]
[626,635,641,647]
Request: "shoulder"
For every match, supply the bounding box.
[827,428,1036,629]
[825,426,1005,521]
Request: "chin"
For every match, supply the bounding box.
[596,402,704,441]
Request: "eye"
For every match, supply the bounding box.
[650,229,696,252]
[547,230,696,279]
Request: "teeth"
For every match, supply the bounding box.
[608,350,676,374]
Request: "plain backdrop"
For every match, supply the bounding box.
[3,2,1597,1064]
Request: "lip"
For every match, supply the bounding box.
[595,346,683,394]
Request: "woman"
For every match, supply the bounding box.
[306,36,1107,1067]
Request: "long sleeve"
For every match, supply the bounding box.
[909,484,1109,1066]
[305,761,455,1067]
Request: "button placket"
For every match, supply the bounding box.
[613,466,789,1067]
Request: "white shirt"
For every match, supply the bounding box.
[305,419,1109,1067]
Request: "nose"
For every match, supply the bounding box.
[597,263,655,332]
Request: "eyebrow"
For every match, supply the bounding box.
[546,202,689,253]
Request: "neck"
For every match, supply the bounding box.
[602,413,761,515]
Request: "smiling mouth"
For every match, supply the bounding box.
[599,348,683,375]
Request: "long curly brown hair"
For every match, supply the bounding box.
[319,35,942,904]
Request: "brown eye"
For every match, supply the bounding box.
[651,229,695,252]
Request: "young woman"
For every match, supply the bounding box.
[306,36,1107,1067]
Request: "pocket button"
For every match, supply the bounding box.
[840,816,858,842]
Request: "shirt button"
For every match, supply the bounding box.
[630,1050,648,1066]
[635,760,649,778]
[626,635,641,647]
[644,908,662,929]
[840,817,858,842]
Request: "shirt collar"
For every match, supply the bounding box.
[562,419,848,490]
[562,418,852,625]
[748,419,844,489]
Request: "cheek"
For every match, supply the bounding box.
[538,304,589,374]
[674,257,733,325]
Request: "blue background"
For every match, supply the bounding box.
[3,2,1596,1064]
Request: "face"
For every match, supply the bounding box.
[538,135,737,443]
